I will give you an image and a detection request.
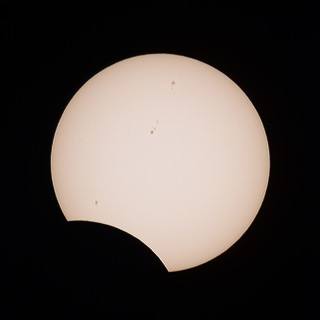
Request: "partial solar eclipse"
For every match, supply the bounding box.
[51,54,270,272]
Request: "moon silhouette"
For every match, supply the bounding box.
[51,54,270,272]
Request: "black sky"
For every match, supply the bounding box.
[2,1,311,318]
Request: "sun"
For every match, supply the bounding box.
[51,54,270,272]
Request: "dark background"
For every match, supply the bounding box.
[2,1,310,318]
